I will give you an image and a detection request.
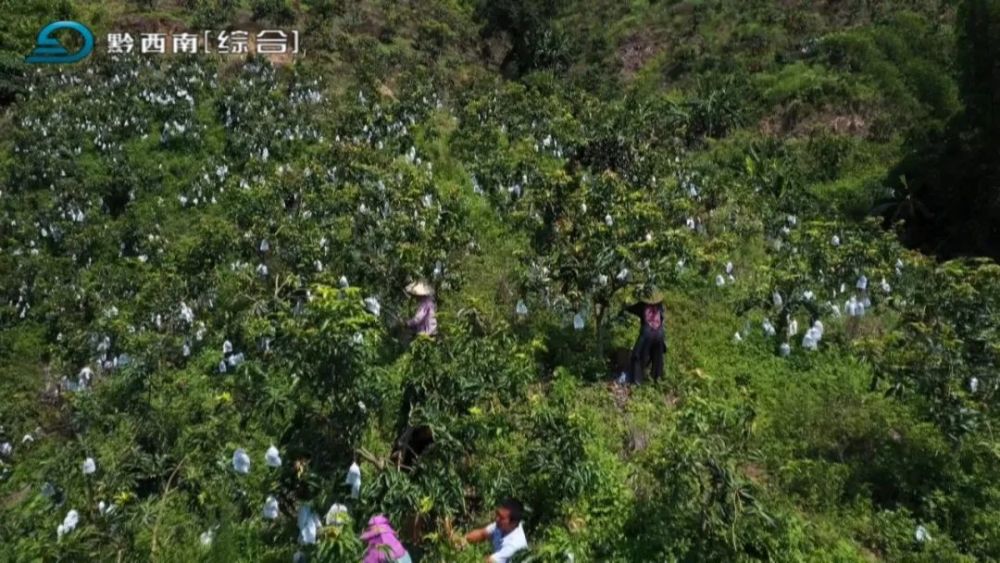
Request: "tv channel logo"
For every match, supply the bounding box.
[25,21,95,64]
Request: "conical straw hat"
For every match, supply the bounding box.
[405,281,434,297]
[635,287,663,305]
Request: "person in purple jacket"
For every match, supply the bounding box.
[361,514,412,563]
[404,281,438,337]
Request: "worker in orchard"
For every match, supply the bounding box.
[463,498,529,563]
[361,514,413,563]
[404,280,438,337]
[625,288,666,384]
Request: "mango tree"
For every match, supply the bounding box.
[522,169,686,354]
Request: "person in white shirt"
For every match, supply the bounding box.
[463,498,528,563]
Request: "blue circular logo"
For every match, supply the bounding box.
[25,21,95,64]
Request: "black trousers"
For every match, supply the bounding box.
[630,327,665,384]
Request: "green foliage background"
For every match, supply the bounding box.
[1,0,1000,561]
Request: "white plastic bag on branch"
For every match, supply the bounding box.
[263,496,279,520]
[762,320,776,337]
[265,445,281,468]
[802,328,820,351]
[345,462,361,499]
[298,505,321,544]
[233,448,251,474]
[845,297,865,317]
[324,503,348,527]
[812,320,824,338]
[516,300,528,316]
[364,297,381,317]
[57,509,79,540]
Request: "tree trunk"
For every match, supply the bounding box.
[595,301,607,358]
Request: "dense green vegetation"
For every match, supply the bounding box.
[2,0,1000,561]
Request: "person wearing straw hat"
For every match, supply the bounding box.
[625,288,666,384]
[361,514,412,563]
[404,280,438,337]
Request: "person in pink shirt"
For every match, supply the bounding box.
[361,514,412,563]
[405,281,438,337]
